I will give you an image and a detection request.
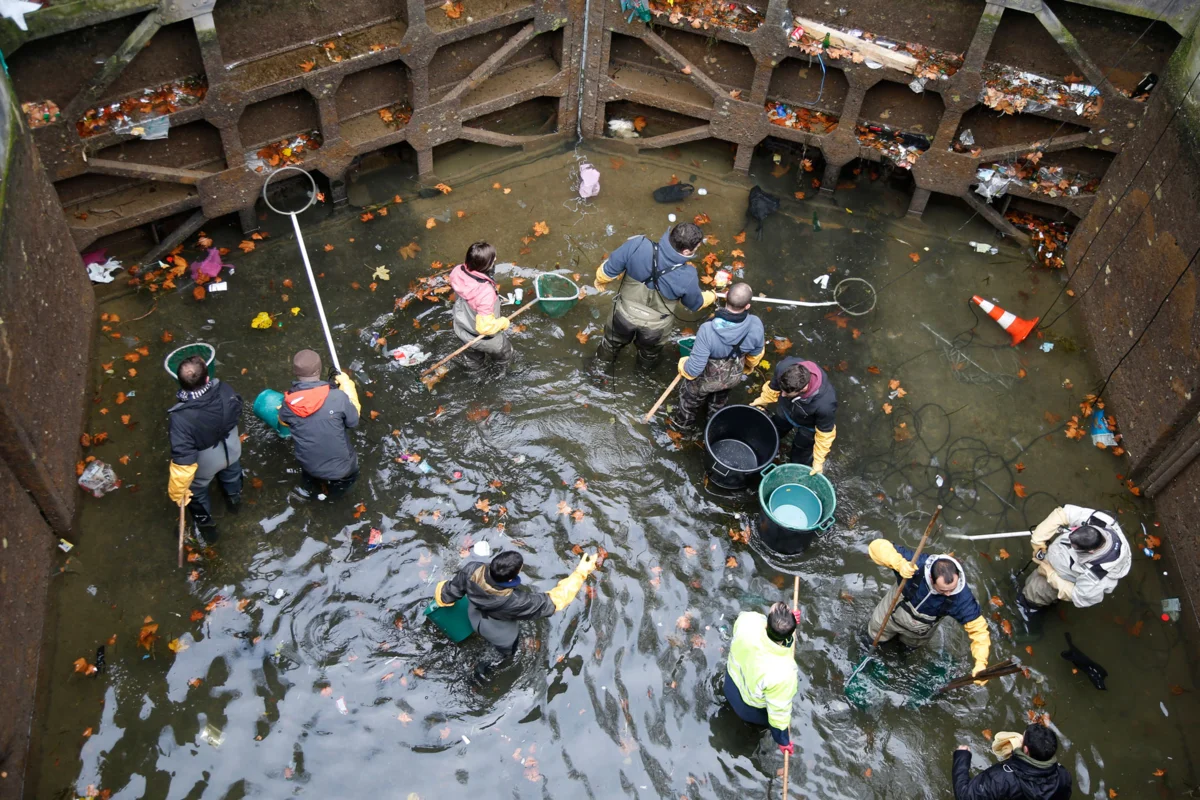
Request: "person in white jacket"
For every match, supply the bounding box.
[1020,505,1131,611]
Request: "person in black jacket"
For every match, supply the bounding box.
[952,723,1072,800]
[749,357,837,474]
[433,549,598,679]
[166,356,243,542]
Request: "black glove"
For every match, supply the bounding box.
[327,365,340,382]
[1034,549,1047,561]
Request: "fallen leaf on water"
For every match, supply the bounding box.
[533,221,550,237]
[1129,620,1144,636]
[676,614,692,630]
[398,711,412,724]
[1108,790,1118,799]
[83,727,93,738]
[321,687,333,697]
[439,726,451,740]
[632,115,647,132]
[238,240,255,253]
[299,60,316,72]
[1001,619,1014,636]
[693,213,710,226]
[773,337,792,354]
[73,657,97,675]
[794,191,806,200]
[434,183,453,194]
[1014,482,1028,498]
[1032,693,1046,707]
[167,638,189,654]
[574,478,588,491]
[1015,462,1026,472]
[864,768,872,778]
[1025,645,1034,655]
[683,545,697,557]
[1044,410,1062,425]
[867,365,881,374]
[324,244,334,252]
[192,286,206,302]
[353,502,367,519]
[990,595,1004,607]
[557,501,571,515]
[190,609,205,622]
[475,498,491,513]
[909,253,920,263]
[425,218,437,229]
[571,509,585,522]
[725,556,738,568]
[189,678,203,687]
[729,527,750,544]
[681,65,692,75]
[771,162,791,178]
[882,403,893,415]
[998,548,1010,560]
[1153,769,1166,777]
[576,330,590,344]
[138,622,159,650]
[399,242,421,259]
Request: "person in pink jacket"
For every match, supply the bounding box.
[447,242,513,369]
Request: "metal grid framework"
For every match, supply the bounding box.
[0,0,1191,256]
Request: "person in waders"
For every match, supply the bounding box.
[673,281,765,430]
[433,549,599,680]
[867,538,991,684]
[723,602,800,757]
[447,242,513,370]
[167,355,244,543]
[593,222,716,367]
[1018,505,1131,619]
[749,358,837,474]
[278,349,361,500]
[952,724,1072,800]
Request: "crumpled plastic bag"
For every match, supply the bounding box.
[250,312,274,329]
[86,257,124,283]
[78,460,119,497]
[579,162,600,199]
[390,344,429,365]
[191,248,233,282]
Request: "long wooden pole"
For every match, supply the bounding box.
[782,574,800,800]
[871,505,942,648]
[420,302,536,376]
[643,374,683,423]
[177,501,186,568]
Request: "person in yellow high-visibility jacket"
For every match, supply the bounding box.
[723,602,800,756]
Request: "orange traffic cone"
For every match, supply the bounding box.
[971,296,1039,346]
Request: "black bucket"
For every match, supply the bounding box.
[703,405,779,490]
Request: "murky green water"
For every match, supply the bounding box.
[31,143,1197,800]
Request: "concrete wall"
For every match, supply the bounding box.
[1064,25,1200,661]
[0,72,94,800]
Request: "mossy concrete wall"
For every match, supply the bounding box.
[0,73,94,800]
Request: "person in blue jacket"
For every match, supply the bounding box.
[867,537,992,684]
[673,281,765,430]
[593,223,715,367]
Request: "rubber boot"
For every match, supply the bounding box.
[1014,590,1045,644]
[225,494,242,515]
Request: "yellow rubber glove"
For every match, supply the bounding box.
[168,461,198,505]
[546,553,598,612]
[750,383,780,408]
[810,426,836,475]
[594,263,620,291]
[1031,507,1069,548]
[743,347,766,375]
[991,731,1024,759]
[963,616,991,684]
[434,580,455,607]
[678,357,697,380]
[700,290,717,309]
[474,313,510,336]
[867,538,917,579]
[333,372,362,415]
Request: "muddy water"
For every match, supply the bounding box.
[31,143,1197,800]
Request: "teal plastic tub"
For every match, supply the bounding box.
[424,596,474,643]
[252,389,291,439]
[678,336,696,357]
[756,463,836,554]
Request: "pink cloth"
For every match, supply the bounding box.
[799,360,822,397]
[82,248,108,266]
[448,264,499,315]
[191,248,232,282]
[579,163,600,199]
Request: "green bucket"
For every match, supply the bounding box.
[253,389,291,439]
[534,273,581,319]
[678,336,696,357]
[424,596,474,643]
[163,342,215,379]
[756,463,835,554]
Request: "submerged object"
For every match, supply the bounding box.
[653,183,694,203]
[607,119,639,139]
[1061,632,1108,690]
[746,185,780,239]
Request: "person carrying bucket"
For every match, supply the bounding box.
[278,349,361,500]
[951,724,1072,799]
[1018,505,1131,617]
[866,537,991,683]
[431,549,599,681]
[673,281,765,430]
[723,602,800,757]
[593,223,716,367]
[749,358,837,474]
[447,242,514,370]
[166,355,244,543]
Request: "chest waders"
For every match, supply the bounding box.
[615,241,683,337]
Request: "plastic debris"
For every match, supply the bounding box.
[856,125,929,169]
[78,460,119,497]
[968,241,998,255]
[191,248,232,282]
[245,131,323,173]
[336,697,349,715]
[980,65,1102,118]
[767,101,839,134]
[974,167,1012,200]
[958,129,975,147]
[251,312,274,329]
[1162,598,1180,622]
[21,99,61,128]
[697,188,708,196]
[367,528,383,551]
[58,538,75,552]
[607,119,638,139]
[473,540,492,557]
[813,274,830,289]
[117,115,170,140]
[200,723,224,748]
[668,214,677,223]
[86,257,124,284]
[77,77,207,138]
[979,154,1099,200]
[1040,342,1055,353]
[1005,211,1071,269]
[1090,408,1118,447]
[390,345,429,365]
[578,162,600,199]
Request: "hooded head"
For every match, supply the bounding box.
[926,555,965,596]
[293,349,322,381]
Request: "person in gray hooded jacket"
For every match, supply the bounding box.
[1021,504,1131,611]
[673,281,766,430]
[278,349,361,499]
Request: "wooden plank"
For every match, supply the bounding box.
[790,17,918,74]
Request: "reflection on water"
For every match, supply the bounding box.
[32,142,1197,800]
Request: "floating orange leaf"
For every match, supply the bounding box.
[734,231,746,244]
[882,402,893,415]
[475,498,491,513]
[238,240,255,253]
[998,548,1010,560]
[632,116,647,132]
[576,330,590,344]
[434,183,453,194]
[557,500,571,515]
[425,218,437,229]
[532,221,550,237]
[1013,482,1028,498]
[773,337,792,354]
[693,213,710,226]
[398,242,421,260]
[908,253,921,263]
[299,60,316,72]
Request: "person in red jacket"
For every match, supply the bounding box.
[447,242,513,370]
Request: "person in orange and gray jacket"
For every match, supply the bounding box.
[447,241,513,370]
[434,549,598,680]
[278,349,361,500]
